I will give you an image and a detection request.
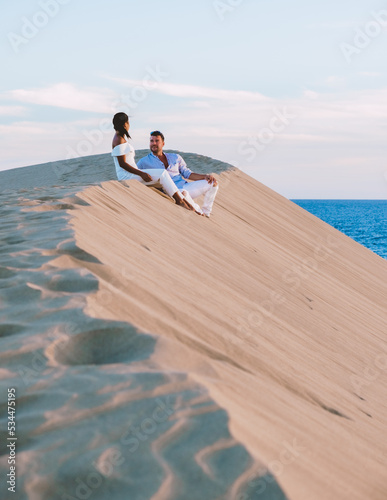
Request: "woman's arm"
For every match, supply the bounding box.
[117,156,152,182]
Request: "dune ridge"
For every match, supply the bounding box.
[0,150,233,193]
[57,168,387,500]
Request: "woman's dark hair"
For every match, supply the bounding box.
[113,112,131,138]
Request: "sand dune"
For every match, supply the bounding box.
[0,158,285,500]
[54,168,387,500]
[1,156,386,500]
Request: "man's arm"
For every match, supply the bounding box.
[177,155,218,186]
[176,154,218,185]
[188,172,218,186]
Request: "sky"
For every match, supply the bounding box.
[1,0,387,198]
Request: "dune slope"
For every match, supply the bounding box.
[59,168,387,500]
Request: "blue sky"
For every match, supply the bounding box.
[1,0,387,198]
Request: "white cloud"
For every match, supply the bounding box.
[1,80,387,197]
[0,121,68,136]
[189,101,212,109]
[303,89,320,100]
[105,76,269,103]
[0,105,26,116]
[358,72,381,78]
[324,76,346,88]
[317,20,358,30]
[4,83,115,114]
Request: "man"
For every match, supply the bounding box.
[137,131,219,217]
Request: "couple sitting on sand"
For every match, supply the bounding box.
[111,112,218,217]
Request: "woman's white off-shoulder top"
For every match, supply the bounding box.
[111,141,138,181]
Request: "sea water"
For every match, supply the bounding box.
[293,200,387,259]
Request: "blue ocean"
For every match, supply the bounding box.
[292,200,387,260]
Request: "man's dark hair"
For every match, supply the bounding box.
[150,130,165,141]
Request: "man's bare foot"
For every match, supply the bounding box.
[179,198,203,215]
[173,193,194,211]
[184,199,204,215]
[184,199,205,215]
[173,193,204,215]
[180,190,205,216]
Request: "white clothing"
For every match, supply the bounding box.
[137,152,192,189]
[180,179,218,217]
[112,142,138,180]
[111,142,179,198]
[181,191,203,215]
[137,151,218,216]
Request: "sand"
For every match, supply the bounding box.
[51,168,387,500]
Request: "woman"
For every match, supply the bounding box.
[112,113,198,212]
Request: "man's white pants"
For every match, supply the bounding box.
[129,168,179,198]
[181,180,218,216]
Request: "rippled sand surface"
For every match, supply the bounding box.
[1,152,387,500]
